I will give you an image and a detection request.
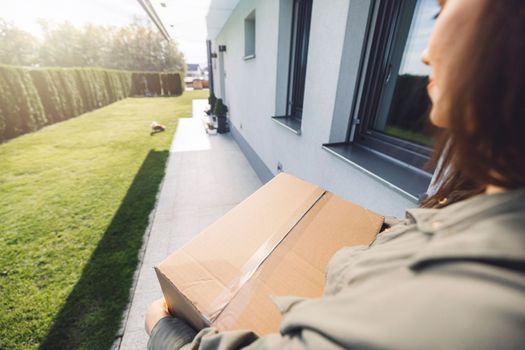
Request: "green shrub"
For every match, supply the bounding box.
[30,70,64,124]
[111,70,130,101]
[159,73,183,97]
[208,91,217,113]
[131,72,162,96]
[86,69,101,109]
[103,70,116,103]
[165,73,183,96]
[145,73,162,96]
[160,73,169,96]
[51,69,86,119]
[213,98,228,117]
[74,69,91,111]
[132,72,181,97]
[0,65,47,141]
[118,72,132,98]
[75,68,100,112]
[0,103,5,139]
[0,72,13,140]
[131,73,146,96]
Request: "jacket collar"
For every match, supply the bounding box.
[406,188,525,271]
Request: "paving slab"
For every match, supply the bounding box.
[117,99,262,350]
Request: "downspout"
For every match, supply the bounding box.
[207,40,215,92]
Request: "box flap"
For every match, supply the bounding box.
[155,266,212,330]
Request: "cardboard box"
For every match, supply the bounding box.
[155,172,384,335]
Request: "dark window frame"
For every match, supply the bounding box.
[243,10,256,60]
[273,0,313,133]
[352,0,434,169]
[285,0,313,121]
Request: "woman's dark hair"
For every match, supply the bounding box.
[421,0,525,208]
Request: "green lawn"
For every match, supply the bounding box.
[0,90,208,350]
[384,126,434,147]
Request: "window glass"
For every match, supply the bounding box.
[286,0,312,120]
[372,0,440,147]
[244,11,256,58]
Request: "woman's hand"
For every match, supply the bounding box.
[145,298,171,335]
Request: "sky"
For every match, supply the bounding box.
[150,0,211,66]
[399,0,440,76]
[0,0,208,65]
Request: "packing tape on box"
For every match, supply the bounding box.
[206,191,328,322]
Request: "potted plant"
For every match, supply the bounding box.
[206,92,217,121]
[206,122,217,135]
[214,98,229,134]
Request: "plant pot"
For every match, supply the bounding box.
[217,116,229,134]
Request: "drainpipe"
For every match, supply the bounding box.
[207,40,215,93]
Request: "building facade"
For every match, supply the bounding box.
[208,0,438,217]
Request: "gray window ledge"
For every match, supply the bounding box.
[322,142,432,202]
[243,54,256,60]
[271,116,301,135]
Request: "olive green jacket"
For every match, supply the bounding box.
[148,189,525,350]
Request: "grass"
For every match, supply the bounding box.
[0,90,208,350]
[384,125,435,147]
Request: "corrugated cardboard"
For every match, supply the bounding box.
[155,172,384,335]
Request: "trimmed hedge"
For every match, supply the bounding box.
[131,73,147,96]
[131,72,183,97]
[29,70,64,124]
[163,73,184,96]
[145,73,162,96]
[0,65,183,143]
[0,65,47,141]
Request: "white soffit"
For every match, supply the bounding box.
[206,0,240,39]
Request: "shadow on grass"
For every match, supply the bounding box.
[39,150,170,350]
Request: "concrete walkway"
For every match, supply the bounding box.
[117,100,262,349]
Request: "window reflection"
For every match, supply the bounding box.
[373,0,440,147]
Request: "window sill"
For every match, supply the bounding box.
[271,116,302,135]
[322,142,432,202]
[243,54,256,60]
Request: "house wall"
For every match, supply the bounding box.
[211,0,415,217]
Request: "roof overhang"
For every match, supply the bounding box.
[206,0,240,39]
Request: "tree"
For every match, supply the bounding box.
[0,18,185,73]
[0,19,39,66]
[108,18,185,73]
[39,20,86,67]
[37,18,185,72]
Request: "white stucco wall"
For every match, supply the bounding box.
[211,0,416,217]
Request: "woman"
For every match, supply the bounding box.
[146,0,525,348]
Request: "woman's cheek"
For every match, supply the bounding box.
[429,87,449,128]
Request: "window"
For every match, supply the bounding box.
[272,0,313,134]
[355,0,440,166]
[324,0,440,200]
[244,11,256,59]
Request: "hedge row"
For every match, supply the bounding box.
[131,72,183,97]
[0,65,183,142]
[0,66,47,139]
